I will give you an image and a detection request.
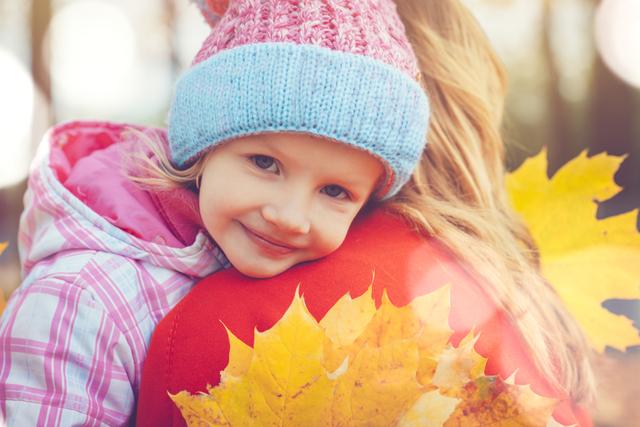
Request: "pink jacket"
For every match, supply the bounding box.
[0,121,227,426]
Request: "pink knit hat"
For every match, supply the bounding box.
[170,0,430,198]
[192,0,420,77]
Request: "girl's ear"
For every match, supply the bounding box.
[192,0,231,27]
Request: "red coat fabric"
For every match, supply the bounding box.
[135,209,591,426]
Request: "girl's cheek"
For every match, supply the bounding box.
[316,200,361,226]
[312,210,353,253]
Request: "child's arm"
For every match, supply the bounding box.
[0,274,138,425]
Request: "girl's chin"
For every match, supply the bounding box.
[228,254,293,278]
[236,264,287,279]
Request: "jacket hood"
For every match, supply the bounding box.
[18,120,227,279]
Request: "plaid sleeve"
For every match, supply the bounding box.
[0,275,136,426]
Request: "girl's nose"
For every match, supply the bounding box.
[261,198,311,235]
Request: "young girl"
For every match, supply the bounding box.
[0,0,594,425]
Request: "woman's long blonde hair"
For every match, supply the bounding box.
[386,0,595,404]
[129,0,595,406]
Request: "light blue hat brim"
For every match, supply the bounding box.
[168,42,430,199]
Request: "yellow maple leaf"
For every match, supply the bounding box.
[221,326,252,378]
[320,288,424,425]
[399,390,459,427]
[407,285,455,387]
[506,149,640,351]
[222,291,333,425]
[171,391,228,426]
[443,377,557,427]
[320,286,377,348]
[431,333,487,393]
[172,284,560,426]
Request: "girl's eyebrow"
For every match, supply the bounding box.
[237,137,281,154]
[257,141,288,158]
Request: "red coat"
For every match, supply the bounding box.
[135,209,591,426]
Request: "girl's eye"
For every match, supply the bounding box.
[251,155,278,173]
[322,184,349,200]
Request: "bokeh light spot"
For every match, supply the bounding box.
[0,48,34,187]
[49,0,136,114]
[595,0,640,88]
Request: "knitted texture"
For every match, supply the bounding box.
[170,0,430,199]
[192,0,420,79]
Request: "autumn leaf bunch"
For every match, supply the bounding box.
[171,285,558,426]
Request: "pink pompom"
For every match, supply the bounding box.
[192,0,230,27]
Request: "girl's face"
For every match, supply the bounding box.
[199,132,384,278]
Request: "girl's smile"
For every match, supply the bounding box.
[198,132,384,278]
[240,222,300,256]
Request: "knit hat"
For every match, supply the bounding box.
[169,0,430,199]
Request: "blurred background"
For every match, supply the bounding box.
[0,0,638,425]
